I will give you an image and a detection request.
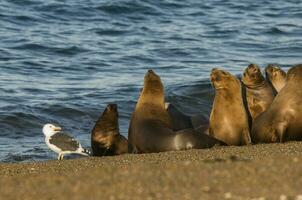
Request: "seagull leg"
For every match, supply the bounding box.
[58,154,64,160]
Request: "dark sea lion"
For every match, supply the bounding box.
[91,104,129,156]
[265,64,286,93]
[165,102,209,131]
[128,70,225,153]
[165,102,209,134]
[209,68,251,146]
[252,64,302,143]
[241,64,275,121]
[164,102,194,131]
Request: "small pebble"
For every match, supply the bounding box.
[280,194,287,200]
[296,195,302,200]
[293,157,299,163]
[183,161,191,166]
[202,186,211,193]
[252,197,266,200]
[224,192,232,199]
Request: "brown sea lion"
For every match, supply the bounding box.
[128,70,225,153]
[265,64,286,93]
[209,68,251,146]
[241,64,275,120]
[91,104,129,156]
[252,64,302,143]
[165,102,208,132]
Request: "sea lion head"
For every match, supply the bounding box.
[242,64,265,88]
[210,68,239,90]
[286,64,302,82]
[138,69,165,105]
[91,104,119,150]
[265,64,286,83]
[91,104,122,156]
[93,104,119,134]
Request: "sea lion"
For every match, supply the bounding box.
[165,102,208,132]
[252,64,302,143]
[165,102,194,131]
[128,70,225,153]
[91,104,129,156]
[265,64,287,93]
[241,64,275,121]
[209,68,251,146]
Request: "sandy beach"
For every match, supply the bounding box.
[1,142,302,200]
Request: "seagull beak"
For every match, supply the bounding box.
[54,126,62,132]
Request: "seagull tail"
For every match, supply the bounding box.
[77,147,92,156]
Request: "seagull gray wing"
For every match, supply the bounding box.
[49,133,80,151]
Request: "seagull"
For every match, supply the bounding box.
[42,123,91,160]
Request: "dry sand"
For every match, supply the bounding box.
[1,142,302,200]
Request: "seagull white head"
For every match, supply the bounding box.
[43,123,62,137]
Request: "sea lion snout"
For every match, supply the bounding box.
[242,64,265,87]
[210,73,221,82]
[145,69,160,83]
[146,69,156,76]
[265,65,274,74]
[210,68,231,90]
[145,69,159,80]
[106,104,117,112]
[210,68,227,82]
[247,64,260,74]
[211,68,219,72]
[266,64,282,73]
[210,68,220,78]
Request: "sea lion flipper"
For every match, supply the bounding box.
[276,122,288,143]
[242,129,252,145]
[174,129,224,150]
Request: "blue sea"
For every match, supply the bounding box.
[0,0,301,162]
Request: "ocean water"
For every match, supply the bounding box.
[0,0,301,162]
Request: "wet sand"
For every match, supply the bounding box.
[1,142,302,200]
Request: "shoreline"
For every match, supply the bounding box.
[1,142,302,199]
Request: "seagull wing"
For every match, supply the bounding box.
[49,133,80,151]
